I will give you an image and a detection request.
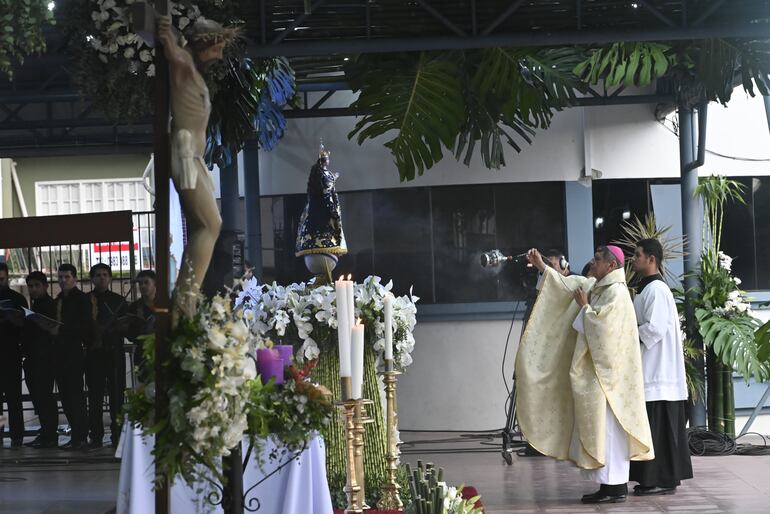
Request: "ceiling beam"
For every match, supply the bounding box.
[249,22,770,58]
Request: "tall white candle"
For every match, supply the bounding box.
[336,279,352,378]
[384,293,394,361]
[351,320,365,399]
[345,276,355,329]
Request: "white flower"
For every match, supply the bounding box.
[179,16,190,30]
[123,47,135,58]
[139,49,152,62]
[718,251,733,272]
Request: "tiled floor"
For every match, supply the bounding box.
[402,432,770,513]
[2,433,770,513]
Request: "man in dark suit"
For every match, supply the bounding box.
[54,263,92,450]
[125,270,157,380]
[0,262,28,447]
[85,263,128,448]
[22,271,59,448]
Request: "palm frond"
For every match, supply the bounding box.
[574,42,671,88]
[613,213,686,285]
[473,46,584,130]
[347,53,465,181]
[683,338,705,402]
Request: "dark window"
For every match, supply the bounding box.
[260,182,567,304]
[371,188,433,301]
[722,177,764,290]
[592,179,650,246]
[753,178,770,289]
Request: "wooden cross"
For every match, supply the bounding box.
[131,2,171,514]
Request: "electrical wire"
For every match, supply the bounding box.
[658,119,770,162]
[687,427,770,456]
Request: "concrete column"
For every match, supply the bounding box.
[243,146,263,278]
[679,105,706,427]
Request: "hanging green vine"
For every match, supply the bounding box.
[0,0,55,79]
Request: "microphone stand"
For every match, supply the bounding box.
[500,271,539,465]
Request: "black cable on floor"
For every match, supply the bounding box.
[687,427,770,456]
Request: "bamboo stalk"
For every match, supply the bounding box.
[723,365,735,438]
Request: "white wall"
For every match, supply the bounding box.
[250,89,770,199]
[398,319,522,431]
[256,92,585,196]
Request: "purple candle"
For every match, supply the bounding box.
[256,348,284,385]
[274,345,294,367]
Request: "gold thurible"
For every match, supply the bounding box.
[377,359,403,510]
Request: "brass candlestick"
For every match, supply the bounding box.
[355,399,375,510]
[377,359,403,510]
[338,377,364,514]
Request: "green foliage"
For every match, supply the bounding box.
[347,47,586,180]
[245,373,334,454]
[404,461,482,514]
[348,52,465,181]
[683,338,705,402]
[574,39,770,108]
[0,0,55,79]
[613,212,686,286]
[696,307,769,383]
[574,42,671,87]
[695,175,746,258]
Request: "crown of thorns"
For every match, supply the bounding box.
[186,17,241,45]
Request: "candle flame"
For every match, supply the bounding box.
[356,318,362,325]
[338,275,344,281]
[347,273,352,280]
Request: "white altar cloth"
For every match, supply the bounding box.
[116,424,333,514]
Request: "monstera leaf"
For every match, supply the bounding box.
[348,52,465,181]
[574,42,671,88]
[206,56,295,169]
[696,308,770,383]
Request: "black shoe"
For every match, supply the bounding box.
[634,486,676,496]
[581,490,627,504]
[32,439,59,449]
[87,439,103,449]
[60,439,88,450]
[9,439,23,448]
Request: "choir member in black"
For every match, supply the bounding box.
[0,263,28,447]
[55,263,92,450]
[22,272,59,448]
[125,270,157,380]
[85,263,128,448]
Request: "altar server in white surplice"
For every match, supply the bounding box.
[516,246,653,505]
[629,238,693,496]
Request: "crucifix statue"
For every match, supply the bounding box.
[135,8,238,320]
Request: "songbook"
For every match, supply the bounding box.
[22,306,63,333]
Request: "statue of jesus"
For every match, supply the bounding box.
[156,16,237,319]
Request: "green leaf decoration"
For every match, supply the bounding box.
[348,52,465,181]
[574,42,672,88]
[696,308,770,383]
[0,0,55,80]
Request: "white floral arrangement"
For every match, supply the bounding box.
[441,483,482,514]
[126,293,257,485]
[235,276,419,370]
[87,0,204,76]
[713,252,752,317]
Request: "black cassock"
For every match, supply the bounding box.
[629,400,693,487]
